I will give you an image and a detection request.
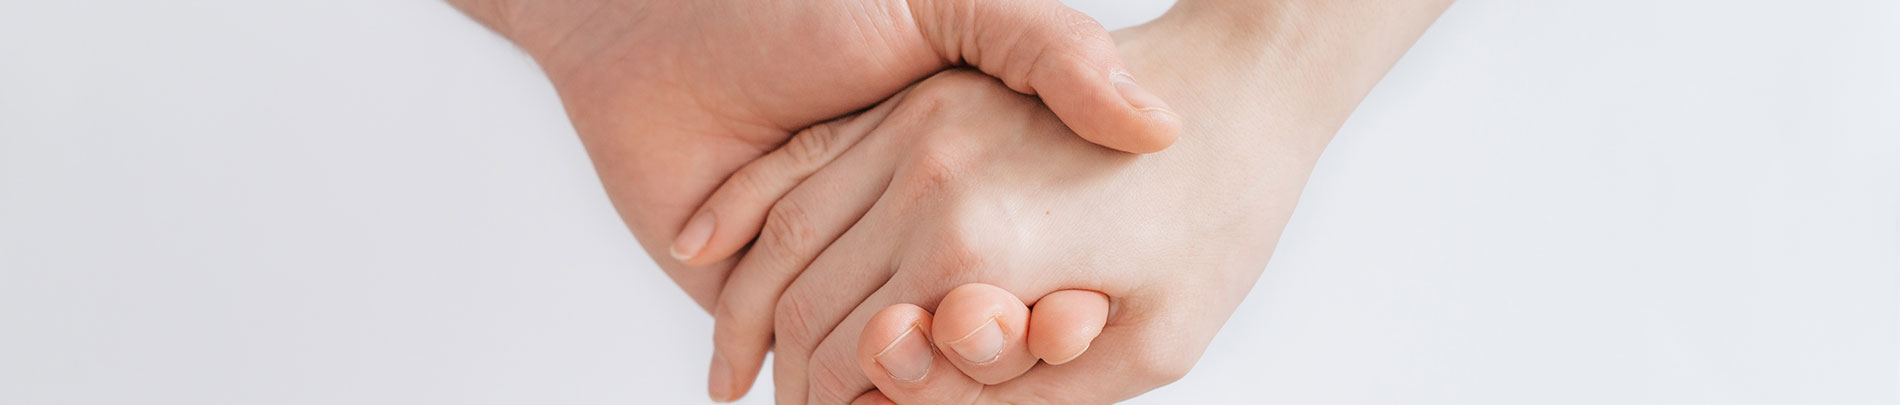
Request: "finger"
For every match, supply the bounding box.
[850,390,895,405]
[1025,289,1110,365]
[765,206,906,404]
[763,102,967,403]
[930,283,1035,384]
[802,242,1032,404]
[856,304,983,405]
[671,88,911,267]
[979,303,1201,404]
[707,131,905,402]
[907,0,1182,153]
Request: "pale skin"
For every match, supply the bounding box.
[435,4,1175,395]
[686,1,1453,403]
[445,0,1449,403]
[440,0,1178,304]
[442,0,1177,400]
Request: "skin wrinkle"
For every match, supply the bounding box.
[541,0,637,90]
[439,1,1177,398]
[960,0,984,66]
[902,0,952,67]
[690,26,796,144]
[1007,6,1092,96]
[992,17,1042,96]
[439,0,1449,400]
[770,166,912,379]
[772,73,1123,399]
[989,2,1062,99]
[858,2,918,81]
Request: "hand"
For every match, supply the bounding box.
[852,282,1113,404]
[441,0,1183,316]
[705,67,1274,403]
[686,0,1454,399]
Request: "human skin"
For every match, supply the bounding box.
[683,0,1455,402]
[436,0,1181,328]
[437,2,1186,398]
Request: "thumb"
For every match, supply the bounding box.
[908,0,1182,153]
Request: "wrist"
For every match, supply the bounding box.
[1110,20,1342,169]
[1116,0,1450,159]
[444,0,609,67]
[1106,0,1447,215]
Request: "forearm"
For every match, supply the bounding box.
[1111,0,1450,277]
[444,0,612,65]
[1129,0,1452,161]
[1170,0,1453,74]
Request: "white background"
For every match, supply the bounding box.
[2,0,1894,404]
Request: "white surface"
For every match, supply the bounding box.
[1,1,1894,404]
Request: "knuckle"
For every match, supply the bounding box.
[932,229,990,276]
[899,70,1007,123]
[904,226,992,289]
[724,164,779,205]
[1021,10,1115,88]
[773,292,823,354]
[897,145,969,201]
[782,124,836,168]
[1041,6,1113,58]
[895,80,955,121]
[912,147,961,185]
[1052,7,1110,44]
[919,0,977,56]
[804,358,861,403]
[760,198,815,258]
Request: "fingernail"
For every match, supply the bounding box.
[1112,70,1176,116]
[947,319,1005,364]
[708,351,733,402]
[1045,341,1090,365]
[670,210,715,261]
[874,326,933,382]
